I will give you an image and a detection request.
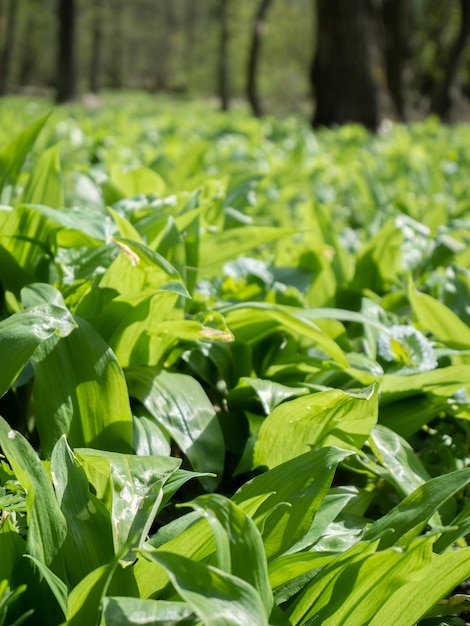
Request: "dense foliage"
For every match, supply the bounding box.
[1,94,470,625]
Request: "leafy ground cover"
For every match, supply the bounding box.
[1,93,470,625]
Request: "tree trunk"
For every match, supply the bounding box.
[153,0,177,91]
[247,0,273,117]
[56,0,76,103]
[431,0,470,121]
[312,0,382,131]
[89,0,104,94]
[0,0,19,96]
[109,0,124,89]
[218,0,230,111]
[382,0,408,120]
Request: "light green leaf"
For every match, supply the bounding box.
[102,597,198,625]
[364,467,470,548]
[0,415,67,566]
[254,385,378,469]
[186,494,273,617]
[0,113,49,195]
[0,301,75,398]
[223,303,348,367]
[32,316,133,456]
[142,551,269,626]
[233,447,353,559]
[50,437,115,586]
[126,369,224,490]
[409,282,470,350]
[199,226,293,275]
[369,424,432,498]
[21,144,64,208]
[74,448,180,561]
[23,555,68,617]
[369,544,470,626]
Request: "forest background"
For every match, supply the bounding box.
[2,0,470,128]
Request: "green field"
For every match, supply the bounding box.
[1,94,470,625]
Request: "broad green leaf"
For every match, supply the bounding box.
[369,424,432,498]
[142,551,269,626]
[102,597,198,625]
[107,206,143,241]
[287,540,379,625]
[290,538,442,626]
[268,552,335,602]
[227,377,309,415]
[254,385,378,469]
[0,300,75,398]
[223,302,348,367]
[23,556,68,617]
[186,494,273,616]
[0,113,49,195]
[0,204,59,293]
[126,369,224,490]
[199,226,293,275]
[364,467,470,548]
[73,448,180,561]
[66,562,117,626]
[369,544,470,626]
[380,365,470,405]
[352,219,403,293]
[21,144,64,208]
[433,499,470,553]
[409,282,470,350]
[101,237,184,295]
[233,447,353,559]
[0,416,67,566]
[50,437,115,586]
[32,316,133,456]
[105,165,166,201]
[0,517,25,582]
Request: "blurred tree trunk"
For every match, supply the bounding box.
[247,0,273,117]
[382,0,408,120]
[89,0,104,93]
[153,0,177,91]
[311,0,383,131]
[0,0,19,96]
[218,0,230,111]
[109,0,124,89]
[56,0,76,102]
[18,7,36,87]
[431,0,470,121]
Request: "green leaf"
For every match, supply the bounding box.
[223,302,348,367]
[21,144,64,208]
[23,555,68,617]
[102,597,198,625]
[126,369,224,490]
[199,226,293,275]
[254,385,378,469]
[0,516,25,583]
[32,315,133,456]
[368,544,470,626]
[142,550,270,626]
[233,447,353,559]
[73,448,180,561]
[0,113,49,195]
[104,165,166,202]
[364,467,470,549]
[50,437,115,586]
[186,494,273,617]
[0,415,67,566]
[66,562,117,626]
[409,282,470,350]
[0,301,75,398]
